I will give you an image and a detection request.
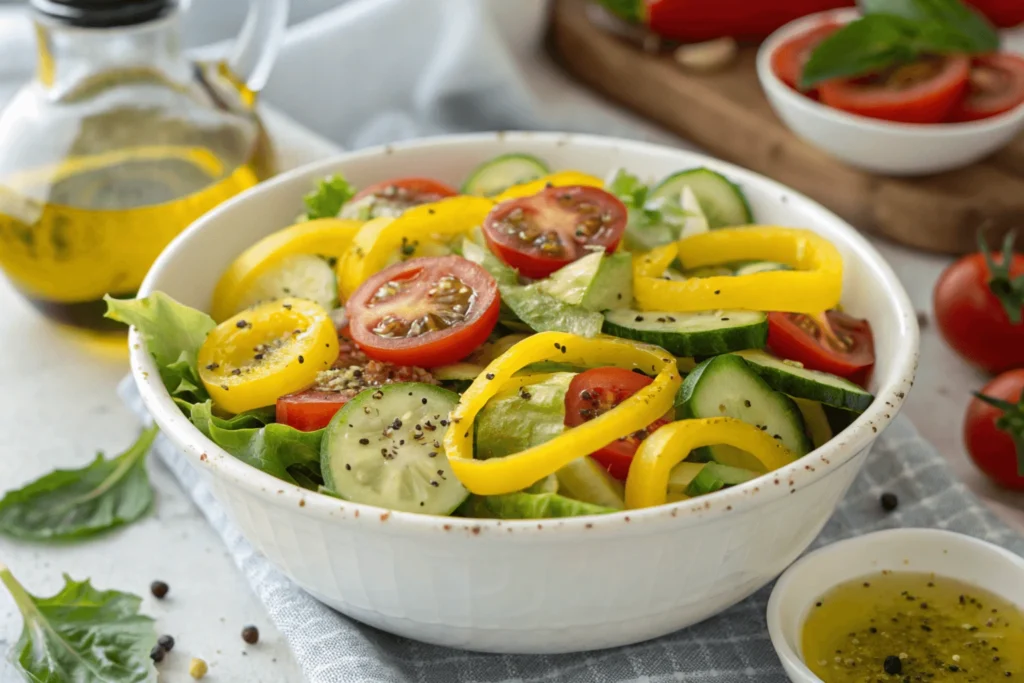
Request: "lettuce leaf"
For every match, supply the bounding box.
[461,492,616,519]
[606,168,684,251]
[475,372,574,460]
[104,293,215,403]
[304,174,357,220]
[187,401,324,489]
[461,240,603,337]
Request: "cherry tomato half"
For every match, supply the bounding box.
[351,177,458,211]
[934,247,1024,375]
[964,369,1024,490]
[482,185,628,279]
[345,255,499,368]
[564,367,673,481]
[819,55,970,124]
[771,22,841,94]
[965,0,1024,28]
[948,54,1024,122]
[767,310,875,385]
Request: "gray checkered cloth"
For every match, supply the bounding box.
[119,378,1024,683]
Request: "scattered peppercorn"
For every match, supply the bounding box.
[242,625,260,644]
[189,657,208,679]
[158,635,175,652]
[298,355,305,364]
[236,319,249,328]
[150,581,169,599]
[883,655,902,675]
[150,645,166,663]
[880,492,899,512]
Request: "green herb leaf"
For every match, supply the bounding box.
[980,231,1024,325]
[461,240,604,337]
[187,401,324,489]
[859,0,999,52]
[0,426,158,541]
[104,293,216,403]
[802,15,921,88]
[606,169,683,250]
[0,565,157,683]
[304,174,357,220]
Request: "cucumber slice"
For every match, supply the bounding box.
[232,253,338,314]
[321,383,468,515]
[667,462,705,494]
[733,350,875,413]
[678,186,710,239]
[676,354,811,458]
[681,266,735,278]
[686,462,758,497]
[603,309,768,357]
[433,362,484,382]
[556,457,625,510]
[537,251,633,313]
[650,168,753,229]
[793,397,833,449]
[461,153,550,197]
[733,261,790,276]
[528,473,560,494]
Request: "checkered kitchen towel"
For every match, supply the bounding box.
[119,378,1024,683]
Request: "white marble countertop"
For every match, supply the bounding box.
[0,115,1022,683]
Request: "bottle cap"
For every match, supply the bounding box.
[31,0,175,28]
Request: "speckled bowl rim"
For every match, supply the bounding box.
[129,131,919,538]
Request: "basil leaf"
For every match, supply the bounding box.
[0,566,157,683]
[105,293,216,404]
[802,15,921,88]
[0,426,158,541]
[859,0,999,52]
[187,401,324,489]
[304,174,356,220]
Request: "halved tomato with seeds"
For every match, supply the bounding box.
[482,185,628,279]
[349,177,458,215]
[564,367,673,481]
[767,310,875,385]
[345,255,499,367]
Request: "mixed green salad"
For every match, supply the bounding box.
[108,153,877,519]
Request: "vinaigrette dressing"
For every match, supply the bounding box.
[803,572,1024,682]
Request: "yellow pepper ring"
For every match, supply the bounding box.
[444,332,682,496]
[625,417,798,509]
[212,218,363,321]
[494,171,604,202]
[634,227,844,314]
[337,196,495,300]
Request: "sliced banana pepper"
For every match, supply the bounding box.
[444,332,682,495]
[634,227,844,313]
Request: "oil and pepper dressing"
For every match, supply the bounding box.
[803,572,1024,682]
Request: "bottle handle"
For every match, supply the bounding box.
[226,0,289,93]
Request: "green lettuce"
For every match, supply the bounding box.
[304,174,356,220]
[461,240,603,337]
[104,292,215,403]
[475,372,574,460]
[606,169,686,252]
[462,492,616,519]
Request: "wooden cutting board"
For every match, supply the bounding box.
[548,0,1024,255]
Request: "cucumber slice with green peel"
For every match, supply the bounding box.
[603,309,768,357]
[556,456,625,510]
[678,185,710,239]
[461,153,550,197]
[793,397,833,449]
[686,462,759,497]
[681,266,735,278]
[537,251,633,312]
[433,362,484,382]
[232,253,338,314]
[650,168,753,229]
[668,462,705,494]
[733,261,790,276]
[321,383,467,515]
[676,354,811,458]
[733,350,875,413]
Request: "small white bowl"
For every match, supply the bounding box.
[767,528,1024,683]
[757,9,1024,176]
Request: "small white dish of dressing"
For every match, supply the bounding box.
[767,528,1024,683]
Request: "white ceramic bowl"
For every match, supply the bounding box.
[129,132,919,654]
[757,9,1024,176]
[767,528,1024,683]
